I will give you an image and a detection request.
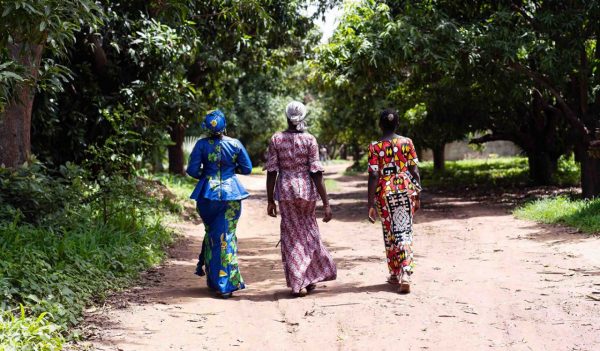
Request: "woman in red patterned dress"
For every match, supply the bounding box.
[367,109,422,294]
[265,101,337,297]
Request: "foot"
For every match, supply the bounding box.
[306,284,317,292]
[398,274,410,294]
[387,275,399,285]
[218,292,233,299]
[291,288,307,297]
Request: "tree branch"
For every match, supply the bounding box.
[508,61,590,141]
[469,132,515,144]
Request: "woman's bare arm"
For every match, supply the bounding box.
[310,171,332,222]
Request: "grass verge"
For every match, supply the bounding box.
[514,197,600,234]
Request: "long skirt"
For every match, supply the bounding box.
[195,198,245,294]
[376,191,415,276]
[278,199,337,293]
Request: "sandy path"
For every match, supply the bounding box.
[85,163,600,351]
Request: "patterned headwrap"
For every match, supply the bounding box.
[202,110,226,134]
[285,101,308,132]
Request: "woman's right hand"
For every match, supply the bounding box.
[267,201,278,217]
[368,207,377,223]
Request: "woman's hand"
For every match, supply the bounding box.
[323,204,332,223]
[413,195,421,212]
[267,201,278,217]
[368,207,377,223]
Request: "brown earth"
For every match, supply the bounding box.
[79,163,600,351]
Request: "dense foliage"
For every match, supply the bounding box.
[0,162,177,349]
[312,0,600,197]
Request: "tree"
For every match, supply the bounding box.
[27,0,326,174]
[313,1,483,170]
[0,0,101,168]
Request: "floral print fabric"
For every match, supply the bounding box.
[368,137,420,276]
[187,136,252,201]
[196,199,245,294]
[265,131,324,201]
[279,200,337,293]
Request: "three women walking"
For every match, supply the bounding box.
[186,110,253,298]
[188,105,420,298]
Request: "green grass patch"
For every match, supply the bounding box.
[344,153,580,189]
[324,178,340,192]
[420,155,579,189]
[514,196,600,234]
[419,157,530,188]
[0,306,65,351]
[251,167,265,175]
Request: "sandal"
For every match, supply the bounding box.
[398,274,410,294]
[306,284,317,292]
[387,275,400,285]
[291,288,307,298]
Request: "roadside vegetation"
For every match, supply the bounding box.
[515,197,600,234]
[0,164,179,350]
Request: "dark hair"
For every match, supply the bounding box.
[379,108,399,132]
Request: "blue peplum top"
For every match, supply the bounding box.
[186,136,252,201]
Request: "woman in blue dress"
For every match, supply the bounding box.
[186,110,253,298]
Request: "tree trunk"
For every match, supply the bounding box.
[168,123,186,175]
[432,143,445,172]
[340,144,347,160]
[352,142,361,162]
[579,148,600,199]
[527,151,557,186]
[152,146,165,173]
[0,42,44,168]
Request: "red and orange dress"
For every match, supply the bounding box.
[368,137,421,276]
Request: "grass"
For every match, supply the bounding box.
[345,154,580,189]
[419,157,531,188]
[324,178,340,192]
[514,197,600,234]
[0,306,65,351]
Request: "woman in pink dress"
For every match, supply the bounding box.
[265,101,337,297]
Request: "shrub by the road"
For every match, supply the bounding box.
[0,163,176,349]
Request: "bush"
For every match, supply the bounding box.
[514,196,600,234]
[0,162,176,346]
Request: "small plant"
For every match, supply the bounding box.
[0,306,65,351]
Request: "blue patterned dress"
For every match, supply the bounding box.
[186,136,252,294]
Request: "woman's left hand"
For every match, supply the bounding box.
[413,195,421,212]
[368,207,377,223]
[267,201,278,217]
[323,204,333,223]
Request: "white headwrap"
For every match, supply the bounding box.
[285,101,308,132]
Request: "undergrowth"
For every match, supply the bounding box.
[0,163,177,350]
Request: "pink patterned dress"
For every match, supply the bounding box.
[265,131,337,293]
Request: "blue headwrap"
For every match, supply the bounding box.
[202,110,226,134]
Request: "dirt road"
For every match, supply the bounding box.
[85,163,600,351]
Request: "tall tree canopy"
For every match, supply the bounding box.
[1,0,335,173]
[313,0,600,197]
